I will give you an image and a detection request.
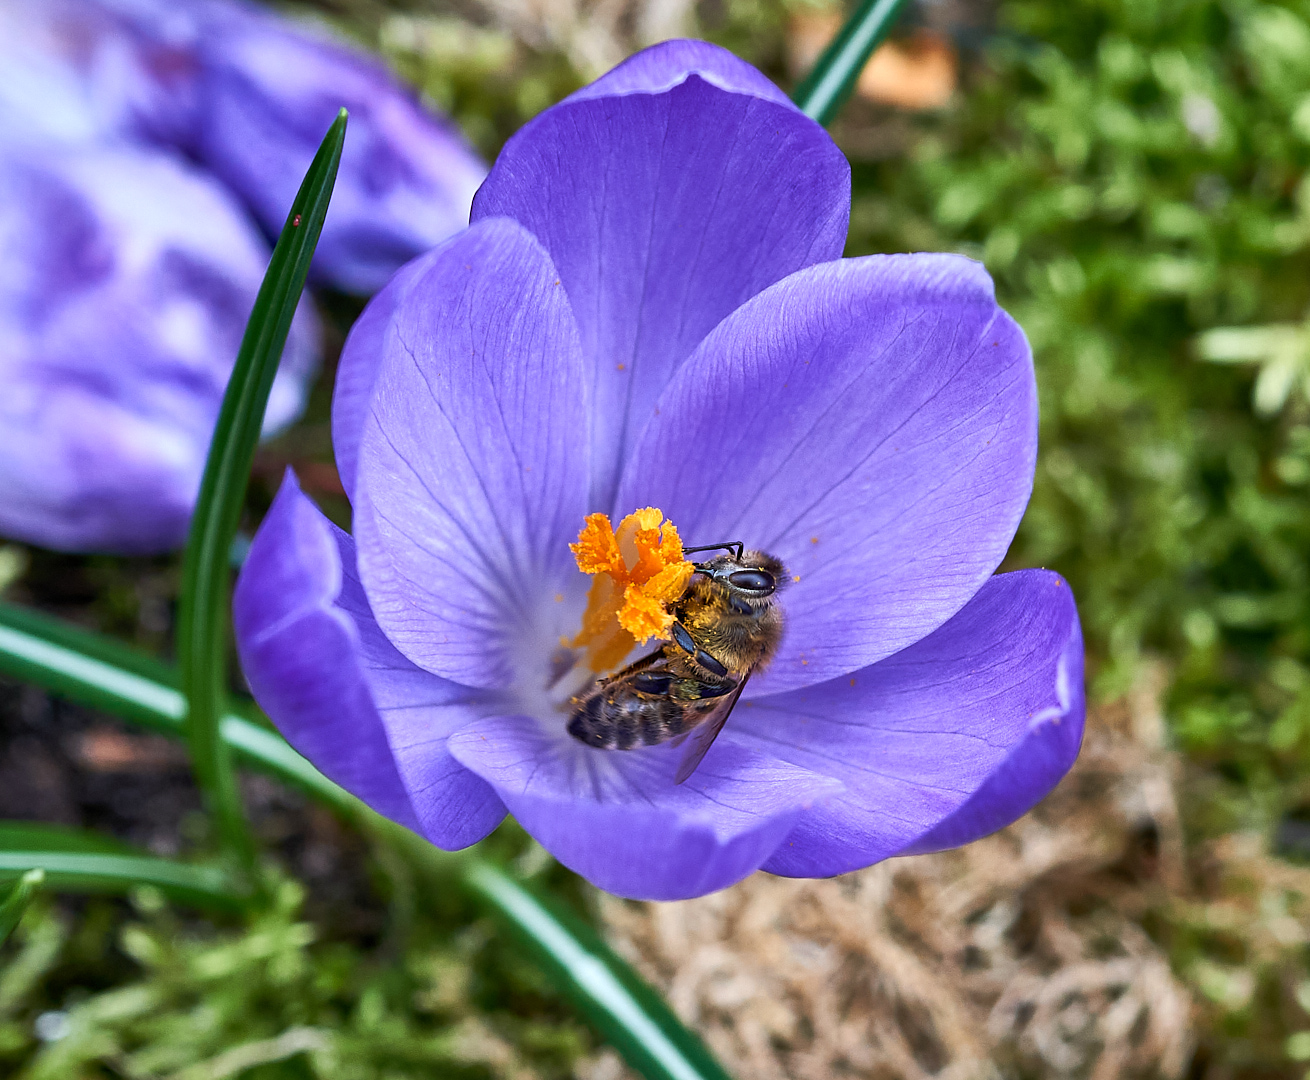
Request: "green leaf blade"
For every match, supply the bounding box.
[0,869,44,945]
[0,601,185,733]
[0,825,240,913]
[0,602,354,814]
[463,864,732,1080]
[176,110,347,868]
[791,0,911,126]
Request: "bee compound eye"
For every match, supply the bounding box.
[728,569,775,594]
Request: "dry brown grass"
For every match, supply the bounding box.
[594,667,1203,1079]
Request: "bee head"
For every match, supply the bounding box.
[687,547,787,601]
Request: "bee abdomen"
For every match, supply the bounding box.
[567,691,694,750]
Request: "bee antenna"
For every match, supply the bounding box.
[683,541,745,563]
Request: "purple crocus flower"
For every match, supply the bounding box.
[186,0,488,294]
[234,41,1084,900]
[0,0,488,552]
[1,0,488,294]
[0,139,318,553]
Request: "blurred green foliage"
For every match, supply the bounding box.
[0,868,594,1080]
[17,0,1310,1074]
[376,16,582,157]
[826,0,1310,809]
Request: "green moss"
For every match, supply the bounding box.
[0,857,596,1080]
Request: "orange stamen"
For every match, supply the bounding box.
[569,508,693,673]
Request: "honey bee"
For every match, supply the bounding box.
[567,543,787,784]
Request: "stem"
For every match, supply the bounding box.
[792,0,911,126]
[176,111,346,871]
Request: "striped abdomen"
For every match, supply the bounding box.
[567,687,709,749]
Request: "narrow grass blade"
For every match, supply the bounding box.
[792,0,910,126]
[0,601,348,814]
[0,824,239,913]
[0,869,44,945]
[463,864,731,1080]
[0,601,184,731]
[176,110,346,868]
[0,603,738,1080]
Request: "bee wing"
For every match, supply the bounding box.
[674,674,750,785]
[604,646,667,684]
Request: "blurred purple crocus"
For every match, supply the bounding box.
[0,0,488,553]
[1,0,488,293]
[0,139,318,553]
[186,0,487,294]
[234,41,1085,901]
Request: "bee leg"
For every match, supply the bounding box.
[670,621,697,655]
[669,620,730,678]
[670,675,737,701]
[632,671,673,695]
[693,649,728,677]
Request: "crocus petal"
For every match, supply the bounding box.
[448,715,842,900]
[0,142,318,554]
[189,0,487,293]
[472,39,850,507]
[564,38,796,107]
[332,244,446,499]
[619,253,1036,694]
[11,0,486,295]
[353,218,590,688]
[0,0,198,148]
[235,473,506,849]
[235,474,422,833]
[737,570,1083,879]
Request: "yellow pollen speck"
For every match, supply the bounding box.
[792,575,801,582]
[554,593,563,603]
[569,508,693,673]
[616,363,626,371]
[810,537,818,544]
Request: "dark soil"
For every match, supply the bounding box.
[0,675,391,941]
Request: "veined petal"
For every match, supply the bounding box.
[472,40,850,508]
[741,570,1083,878]
[619,253,1037,694]
[331,243,447,500]
[352,218,590,689]
[234,473,505,850]
[448,715,842,900]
